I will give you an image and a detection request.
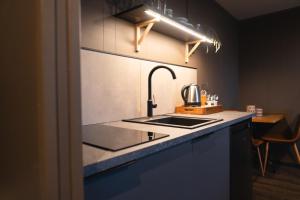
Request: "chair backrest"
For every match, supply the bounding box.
[293,114,300,141]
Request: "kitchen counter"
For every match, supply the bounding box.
[83,111,253,177]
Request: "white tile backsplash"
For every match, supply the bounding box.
[81,50,197,125]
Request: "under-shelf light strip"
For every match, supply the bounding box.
[145,10,213,43]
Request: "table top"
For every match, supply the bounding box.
[252,114,284,124]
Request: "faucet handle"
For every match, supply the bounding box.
[153,94,157,108]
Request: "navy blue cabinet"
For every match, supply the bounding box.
[230,120,252,200]
[191,127,230,200]
[85,128,230,200]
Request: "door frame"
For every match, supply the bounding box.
[40,0,83,199]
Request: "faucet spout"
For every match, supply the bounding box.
[147,65,177,117]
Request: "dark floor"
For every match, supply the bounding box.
[252,155,300,200]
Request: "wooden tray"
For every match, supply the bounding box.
[175,105,223,115]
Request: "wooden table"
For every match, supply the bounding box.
[252,114,284,124]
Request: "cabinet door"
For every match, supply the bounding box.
[191,128,230,200]
[85,140,195,200]
[84,128,230,200]
[230,120,252,200]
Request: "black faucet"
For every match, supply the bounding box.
[147,65,177,117]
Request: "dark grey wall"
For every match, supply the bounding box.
[239,7,300,126]
[81,0,240,109]
[188,0,240,109]
[166,0,239,108]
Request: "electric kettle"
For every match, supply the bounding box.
[181,84,201,106]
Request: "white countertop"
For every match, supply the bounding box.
[83,111,253,177]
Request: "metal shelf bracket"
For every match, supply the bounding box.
[185,40,202,63]
[135,18,158,52]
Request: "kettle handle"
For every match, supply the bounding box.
[181,85,189,104]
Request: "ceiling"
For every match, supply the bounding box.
[215,0,300,20]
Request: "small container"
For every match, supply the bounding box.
[201,90,207,107]
[213,95,219,106]
[256,108,263,117]
[152,0,166,14]
[206,95,214,106]
[246,105,256,113]
[165,8,173,17]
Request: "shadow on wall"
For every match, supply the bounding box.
[81,0,240,110]
[239,7,300,125]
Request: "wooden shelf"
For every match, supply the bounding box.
[115,4,220,63]
[116,4,201,42]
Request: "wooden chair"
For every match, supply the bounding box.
[252,138,267,176]
[262,122,300,173]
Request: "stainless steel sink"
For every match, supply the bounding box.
[123,115,223,129]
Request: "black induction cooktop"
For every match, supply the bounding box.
[82,124,169,151]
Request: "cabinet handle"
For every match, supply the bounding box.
[90,159,138,177]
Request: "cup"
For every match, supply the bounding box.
[255,108,263,117]
[246,105,256,113]
[165,9,173,17]
[201,95,206,107]
[152,0,166,13]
